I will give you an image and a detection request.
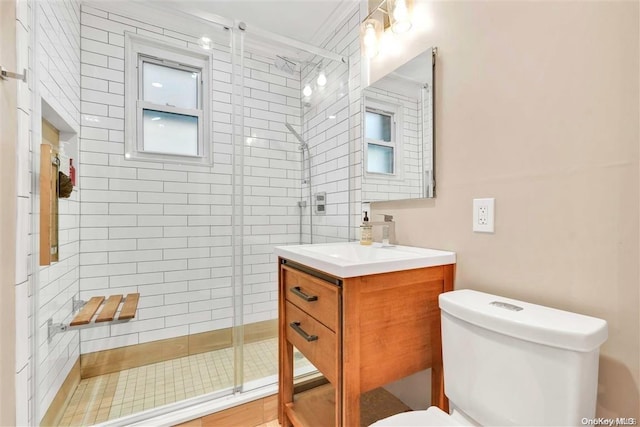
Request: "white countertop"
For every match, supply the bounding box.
[274,241,456,278]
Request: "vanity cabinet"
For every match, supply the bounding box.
[278,258,455,427]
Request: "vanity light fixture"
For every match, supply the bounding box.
[361,19,382,59]
[360,0,414,58]
[388,0,412,34]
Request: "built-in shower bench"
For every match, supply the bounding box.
[71,293,140,326]
[48,293,140,341]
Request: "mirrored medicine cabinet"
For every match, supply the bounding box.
[361,47,436,202]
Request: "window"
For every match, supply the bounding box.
[365,109,394,174]
[125,34,211,164]
[364,99,401,176]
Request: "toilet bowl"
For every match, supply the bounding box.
[370,289,608,426]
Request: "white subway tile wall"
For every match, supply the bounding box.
[301,7,361,243]
[16,0,33,423]
[344,9,365,242]
[32,0,83,422]
[237,42,307,322]
[78,6,303,354]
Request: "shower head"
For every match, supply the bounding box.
[285,123,307,149]
[274,55,297,75]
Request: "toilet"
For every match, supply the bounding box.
[372,289,608,426]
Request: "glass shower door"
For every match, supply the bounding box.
[235,28,350,394]
[232,29,302,393]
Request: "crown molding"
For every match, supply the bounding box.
[310,0,361,49]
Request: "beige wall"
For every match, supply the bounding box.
[371,0,639,418]
[0,0,17,425]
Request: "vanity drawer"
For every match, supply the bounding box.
[285,301,338,385]
[282,266,339,332]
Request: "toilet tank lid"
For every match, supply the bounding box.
[439,290,608,352]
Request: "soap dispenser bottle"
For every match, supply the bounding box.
[360,211,372,246]
[69,159,76,186]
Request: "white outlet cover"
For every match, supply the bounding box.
[473,198,495,233]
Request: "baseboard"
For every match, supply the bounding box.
[80,319,277,378]
[41,357,81,427]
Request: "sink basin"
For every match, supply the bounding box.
[274,242,456,278]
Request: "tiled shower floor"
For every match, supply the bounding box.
[58,337,306,426]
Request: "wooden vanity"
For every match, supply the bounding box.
[277,256,455,427]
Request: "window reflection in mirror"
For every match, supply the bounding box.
[361,47,435,202]
[365,107,395,174]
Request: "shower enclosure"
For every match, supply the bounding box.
[31,3,351,425]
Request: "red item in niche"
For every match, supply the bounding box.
[69,158,76,186]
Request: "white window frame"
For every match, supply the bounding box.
[363,98,404,179]
[125,33,211,165]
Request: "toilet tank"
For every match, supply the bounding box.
[439,290,608,427]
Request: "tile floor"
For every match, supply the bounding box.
[58,338,308,426]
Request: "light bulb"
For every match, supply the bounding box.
[363,22,379,58]
[391,0,412,33]
[317,71,327,87]
[393,19,412,34]
[303,84,313,97]
[363,23,377,47]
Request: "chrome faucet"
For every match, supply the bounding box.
[368,214,396,246]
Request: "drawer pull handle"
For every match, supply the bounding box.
[290,321,318,342]
[291,286,318,302]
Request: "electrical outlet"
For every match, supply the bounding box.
[473,198,495,233]
[478,205,488,225]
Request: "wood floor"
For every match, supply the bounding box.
[174,394,278,427]
[175,386,412,427]
[177,418,279,427]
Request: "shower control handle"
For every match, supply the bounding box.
[291,286,318,302]
[290,321,318,342]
